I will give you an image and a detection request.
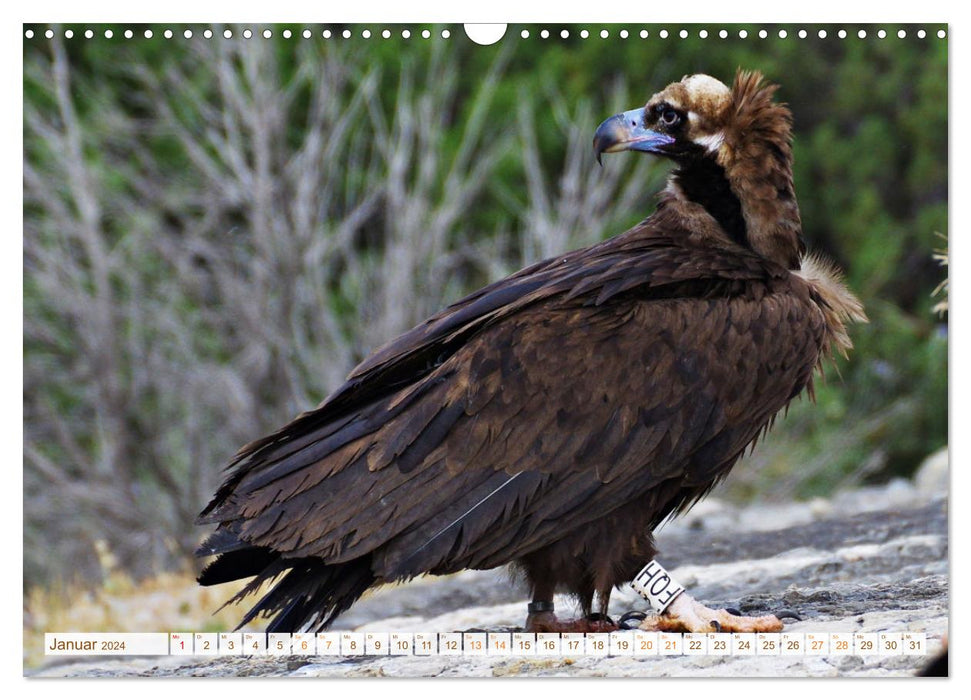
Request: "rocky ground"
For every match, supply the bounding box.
[31,451,949,678]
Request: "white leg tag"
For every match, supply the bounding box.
[631,560,685,614]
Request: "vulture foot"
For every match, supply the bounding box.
[637,591,783,633]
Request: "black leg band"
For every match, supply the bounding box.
[528,601,554,614]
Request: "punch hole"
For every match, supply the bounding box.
[464,24,506,45]
[145,29,154,38]
[362,29,371,39]
[857,29,867,39]
[937,29,946,38]
[323,30,332,38]
[819,29,827,38]
[660,29,669,38]
[698,30,707,38]
[441,29,450,38]
[758,29,768,39]
[342,29,351,39]
[263,29,273,39]
[541,29,549,39]
[583,30,591,39]
[877,29,886,39]
[45,29,53,38]
[561,29,569,39]
[838,29,847,39]
[402,30,411,38]
[382,29,391,39]
[184,30,192,39]
[105,29,113,38]
[798,29,807,38]
[600,29,609,39]
[738,29,747,38]
[679,29,688,39]
[917,29,926,38]
[283,29,292,39]
[719,29,727,39]
[125,29,133,38]
[242,29,252,39]
[65,29,74,39]
[778,29,787,39]
[520,29,529,39]
[203,29,212,39]
[85,29,94,39]
[897,29,906,38]
[620,29,628,39]
[641,30,649,38]
[422,29,430,39]
[164,29,173,39]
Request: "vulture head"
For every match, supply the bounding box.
[593,73,733,164]
[594,71,804,270]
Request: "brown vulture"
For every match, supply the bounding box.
[197,71,865,634]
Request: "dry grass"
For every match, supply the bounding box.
[23,569,262,668]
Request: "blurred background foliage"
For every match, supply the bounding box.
[23,24,947,589]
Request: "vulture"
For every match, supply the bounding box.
[197,70,865,634]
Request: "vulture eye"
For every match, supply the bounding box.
[660,108,681,127]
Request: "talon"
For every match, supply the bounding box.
[710,619,722,632]
[774,609,803,621]
[724,607,743,616]
[619,611,647,629]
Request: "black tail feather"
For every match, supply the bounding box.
[198,546,376,632]
[238,557,377,632]
[197,524,377,631]
[196,528,279,586]
[195,528,248,557]
[197,546,277,586]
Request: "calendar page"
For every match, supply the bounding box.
[21,6,950,681]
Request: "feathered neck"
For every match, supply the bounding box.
[717,71,806,270]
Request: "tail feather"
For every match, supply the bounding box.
[196,528,252,557]
[240,557,377,632]
[198,542,377,632]
[197,546,277,586]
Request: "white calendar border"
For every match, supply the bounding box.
[42,631,932,658]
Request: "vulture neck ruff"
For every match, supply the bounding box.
[718,71,806,270]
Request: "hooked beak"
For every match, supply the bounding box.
[593,108,675,165]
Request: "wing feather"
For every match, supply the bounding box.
[200,220,823,595]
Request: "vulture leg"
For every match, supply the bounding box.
[637,591,783,633]
[520,554,618,633]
